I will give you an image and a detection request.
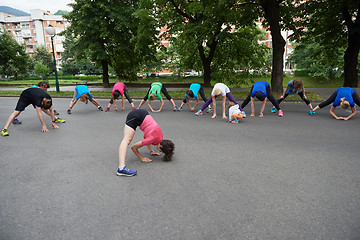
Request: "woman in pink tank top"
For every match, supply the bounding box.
[105,82,135,112]
[116,109,175,176]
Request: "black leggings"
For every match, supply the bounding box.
[278,91,310,105]
[319,91,360,109]
[109,87,133,104]
[182,85,207,103]
[125,109,149,130]
[143,84,172,101]
[241,85,281,110]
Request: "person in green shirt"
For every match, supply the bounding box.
[137,82,177,112]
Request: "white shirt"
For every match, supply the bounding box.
[211,83,230,96]
[229,104,241,121]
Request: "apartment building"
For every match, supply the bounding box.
[0,9,69,68]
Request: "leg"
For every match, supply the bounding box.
[161,85,176,108]
[277,94,288,104]
[298,92,312,109]
[241,94,251,109]
[352,92,360,107]
[123,87,134,107]
[266,85,281,110]
[226,92,242,111]
[317,91,337,109]
[200,97,214,111]
[3,110,21,130]
[198,85,208,102]
[118,125,136,167]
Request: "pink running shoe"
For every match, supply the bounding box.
[195,110,203,116]
[231,120,238,124]
[278,110,283,117]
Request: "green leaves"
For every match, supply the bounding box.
[0,29,32,79]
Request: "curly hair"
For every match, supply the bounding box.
[160,140,175,162]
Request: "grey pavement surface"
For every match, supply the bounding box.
[1,97,360,240]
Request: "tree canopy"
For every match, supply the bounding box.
[0,29,32,79]
[64,0,142,86]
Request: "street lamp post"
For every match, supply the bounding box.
[45,25,60,92]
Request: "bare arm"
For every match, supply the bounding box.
[147,145,161,156]
[260,99,267,117]
[68,98,78,109]
[342,106,356,120]
[211,95,217,118]
[131,141,153,162]
[112,98,117,111]
[222,95,226,118]
[36,107,49,132]
[250,97,255,117]
[121,94,125,111]
[281,86,289,98]
[329,106,340,120]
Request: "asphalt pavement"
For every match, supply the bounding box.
[1,97,360,240]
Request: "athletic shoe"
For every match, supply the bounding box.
[13,118,22,124]
[137,107,140,109]
[207,107,213,113]
[132,107,136,110]
[54,110,59,115]
[309,110,315,116]
[105,107,110,112]
[1,128,9,136]
[117,166,137,177]
[241,111,246,118]
[67,109,71,114]
[177,107,183,112]
[271,107,276,113]
[55,118,66,123]
[173,107,177,111]
[231,120,238,124]
[278,110,283,117]
[98,106,103,111]
[195,110,203,116]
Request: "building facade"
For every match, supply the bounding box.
[0,9,69,68]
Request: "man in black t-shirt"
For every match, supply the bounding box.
[1,88,60,136]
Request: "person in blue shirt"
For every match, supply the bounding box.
[241,81,283,117]
[312,87,360,120]
[271,79,314,114]
[177,83,212,112]
[67,85,103,114]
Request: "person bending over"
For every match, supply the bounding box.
[67,85,103,114]
[241,81,283,118]
[1,87,60,136]
[178,83,212,112]
[195,83,244,119]
[137,82,177,112]
[312,87,360,120]
[105,82,135,112]
[117,109,175,176]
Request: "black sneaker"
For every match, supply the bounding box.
[67,109,71,114]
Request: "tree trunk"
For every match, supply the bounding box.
[101,59,110,88]
[198,37,218,87]
[343,25,360,87]
[260,0,286,94]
